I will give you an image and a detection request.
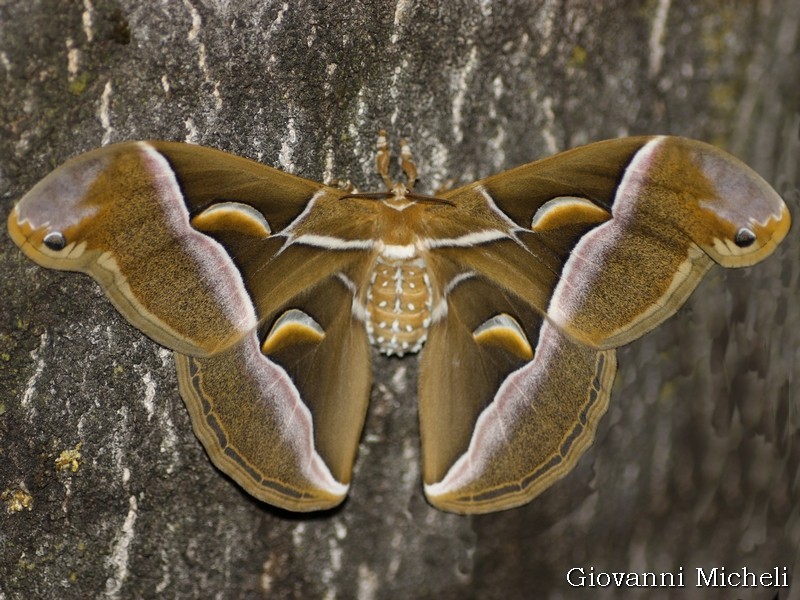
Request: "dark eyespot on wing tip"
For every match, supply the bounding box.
[43,231,67,251]
[734,227,757,248]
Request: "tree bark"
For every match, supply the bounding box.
[1,1,798,598]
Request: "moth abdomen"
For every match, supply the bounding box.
[365,255,432,356]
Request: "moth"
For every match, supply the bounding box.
[8,132,790,514]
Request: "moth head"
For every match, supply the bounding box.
[677,138,791,268]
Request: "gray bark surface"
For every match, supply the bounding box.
[1,1,798,598]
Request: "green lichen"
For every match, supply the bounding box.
[2,487,33,513]
[55,443,83,473]
[69,72,91,96]
[569,44,587,68]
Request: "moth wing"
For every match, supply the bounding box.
[175,273,372,511]
[421,136,789,513]
[463,136,790,348]
[8,141,373,510]
[419,271,616,513]
[8,141,335,356]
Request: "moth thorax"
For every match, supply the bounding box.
[365,255,432,356]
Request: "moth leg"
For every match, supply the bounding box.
[399,138,418,190]
[376,129,394,190]
[327,178,358,193]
